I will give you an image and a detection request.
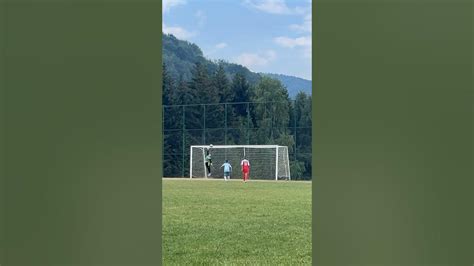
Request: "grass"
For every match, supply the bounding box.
[163,178,312,265]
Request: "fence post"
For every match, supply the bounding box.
[293,100,297,161]
[182,105,185,177]
[224,103,227,145]
[203,104,206,144]
[247,102,250,145]
[271,102,274,141]
[162,105,165,175]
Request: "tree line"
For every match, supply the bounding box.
[163,61,312,180]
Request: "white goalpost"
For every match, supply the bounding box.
[189,145,291,180]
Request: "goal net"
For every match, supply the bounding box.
[190,145,291,180]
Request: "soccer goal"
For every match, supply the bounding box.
[189,145,291,180]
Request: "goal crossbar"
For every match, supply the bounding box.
[191,145,282,149]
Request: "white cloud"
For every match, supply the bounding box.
[244,0,291,14]
[234,50,277,69]
[204,42,229,58]
[274,36,311,48]
[215,42,228,49]
[243,0,302,15]
[274,36,311,60]
[163,23,196,40]
[289,13,312,33]
[163,0,186,13]
[195,10,206,27]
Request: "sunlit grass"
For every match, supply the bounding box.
[163,179,312,265]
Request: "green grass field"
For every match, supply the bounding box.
[163,178,312,265]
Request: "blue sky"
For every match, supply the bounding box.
[163,0,312,80]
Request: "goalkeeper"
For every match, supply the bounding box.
[205,150,212,177]
[220,160,232,181]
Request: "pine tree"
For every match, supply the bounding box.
[162,63,175,106]
[162,63,182,176]
[293,92,312,179]
[214,63,233,103]
[231,72,251,114]
[187,62,223,144]
[251,77,291,144]
[173,76,194,105]
[228,73,253,144]
[189,62,218,104]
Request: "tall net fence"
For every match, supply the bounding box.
[163,101,312,180]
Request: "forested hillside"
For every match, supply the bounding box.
[163,34,311,98]
[163,34,261,85]
[261,73,312,97]
[163,33,312,180]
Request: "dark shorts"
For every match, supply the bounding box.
[224,171,230,176]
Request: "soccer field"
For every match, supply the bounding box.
[163,178,312,265]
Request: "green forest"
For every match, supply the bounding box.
[163,34,311,97]
[163,34,312,180]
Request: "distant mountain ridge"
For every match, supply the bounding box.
[163,34,312,98]
[260,73,312,97]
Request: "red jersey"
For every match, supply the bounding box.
[241,159,250,172]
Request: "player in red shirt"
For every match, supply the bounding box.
[241,157,250,182]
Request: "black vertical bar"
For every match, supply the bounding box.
[182,105,185,177]
[162,105,165,174]
[247,102,250,145]
[203,104,206,144]
[294,100,297,161]
[225,103,227,145]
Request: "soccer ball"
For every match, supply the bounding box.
[209,144,213,148]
